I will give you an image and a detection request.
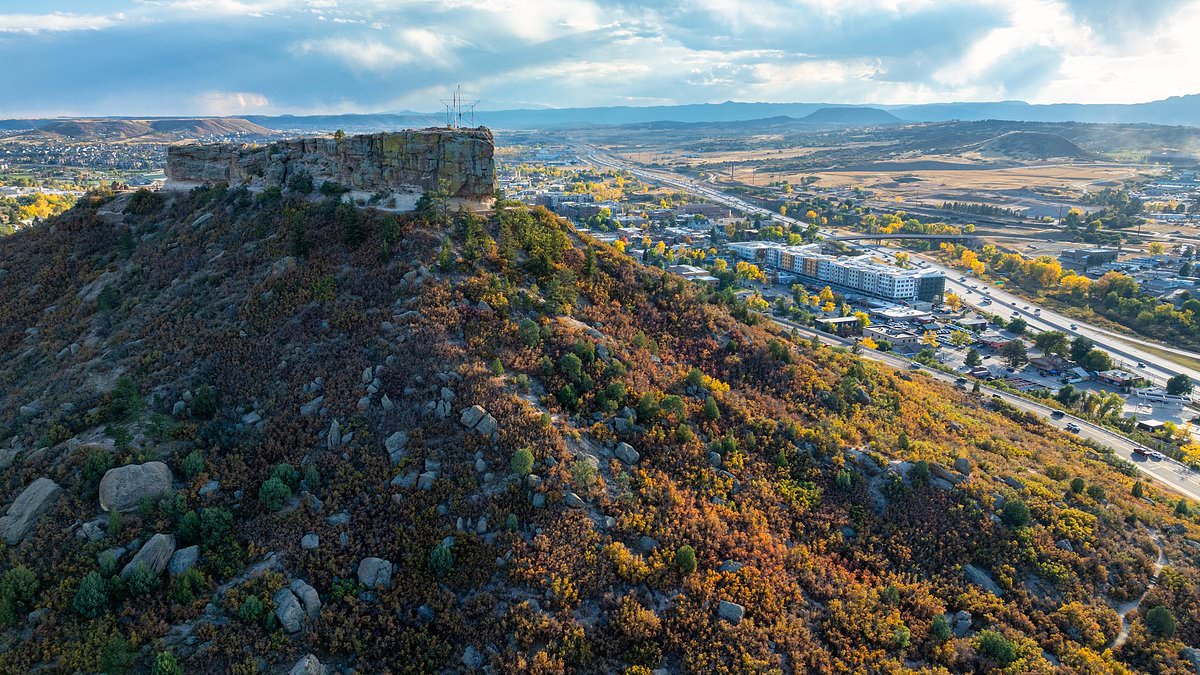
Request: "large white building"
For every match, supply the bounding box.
[728,241,943,302]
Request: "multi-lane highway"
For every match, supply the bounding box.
[586,149,1200,388]
[776,317,1200,503]
[586,149,1200,501]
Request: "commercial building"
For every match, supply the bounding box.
[1059,248,1120,272]
[727,241,946,302]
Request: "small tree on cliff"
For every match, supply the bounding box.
[416,178,453,224]
[333,128,345,142]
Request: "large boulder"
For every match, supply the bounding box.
[167,545,200,576]
[289,579,322,620]
[358,557,393,590]
[615,442,640,465]
[718,600,745,624]
[0,477,62,544]
[121,533,176,578]
[963,564,1005,596]
[273,587,306,633]
[99,461,173,512]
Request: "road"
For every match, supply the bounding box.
[585,150,1200,389]
[772,316,1200,503]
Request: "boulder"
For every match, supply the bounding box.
[358,557,392,589]
[99,461,173,512]
[121,533,176,578]
[273,587,306,633]
[327,420,341,449]
[953,610,972,637]
[300,396,324,417]
[718,600,745,624]
[564,492,585,508]
[963,564,1004,596]
[0,477,62,544]
[475,414,498,436]
[301,533,320,550]
[462,645,484,670]
[615,442,640,465]
[460,405,486,429]
[954,457,971,476]
[167,545,200,576]
[290,655,327,675]
[1055,539,1074,552]
[385,431,408,464]
[289,579,322,620]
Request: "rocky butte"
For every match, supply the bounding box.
[165,127,496,212]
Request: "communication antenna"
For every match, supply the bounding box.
[441,85,478,129]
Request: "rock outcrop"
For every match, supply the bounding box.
[122,533,177,578]
[100,461,174,512]
[0,477,62,544]
[166,128,496,212]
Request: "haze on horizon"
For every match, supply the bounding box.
[2,0,1199,118]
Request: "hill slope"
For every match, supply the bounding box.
[972,130,1091,159]
[21,118,272,142]
[0,189,1198,672]
[801,107,902,125]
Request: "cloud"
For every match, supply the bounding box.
[191,90,272,115]
[0,12,125,33]
[294,28,459,73]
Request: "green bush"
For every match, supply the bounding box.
[893,625,911,650]
[149,651,183,675]
[170,568,207,606]
[270,462,301,487]
[1001,499,1031,528]
[190,385,218,420]
[258,477,292,511]
[238,595,264,622]
[704,396,720,421]
[675,545,697,574]
[177,510,201,546]
[976,630,1016,665]
[511,448,534,477]
[180,450,205,480]
[127,563,159,596]
[931,615,952,642]
[518,319,540,347]
[1145,605,1176,638]
[429,544,454,579]
[73,571,109,618]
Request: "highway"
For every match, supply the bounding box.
[775,317,1200,503]
[585,149,1200,501]
[585,150,1200,388]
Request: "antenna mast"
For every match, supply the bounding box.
[441,85,479,129]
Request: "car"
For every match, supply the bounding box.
[1148,450,1165,460]
[1050,410,1065,419]
[1133,446,1151,457]
[992,393,1003,399]
[909,361,922,370]
[955,377,968,386]
[1137,362,1147,368]
[1065,422,1081,433]
[1034,308,1042,314]
[1070,323,1078,330]
[1023,305,1030,310]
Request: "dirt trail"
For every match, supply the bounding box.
[1111,531,1167,650]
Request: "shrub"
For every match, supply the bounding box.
[1176,499,1191,516]
[910,461,930,485]
[177,510,201,546]
[1145,605,1176,638]
[180,450,204,480]
[104,377,143,423]
[1086,484,1105,501]
[893,625,911,650]
[238,595,264,622]
[191,385,218,420]
[82,448,113,488]
[511,448,534,477]
[931,615,952,641]
[127,563,159,596]
[258,477,292,511]
[571,459,597,491]
[1070,478,1085,494]
[976,630,1016,665]
[149,651,183,675]
[170,568,207,606]
[704,396,720,421]
[287,170,313,194]
[270,462,301,487]
[835,469,853,491]
[675,545,697,574]
[518,319,540,347]
[1001,499,1031,528]
[303,464,321,491]
[1132,481,1144,498]
[429,544,454,579]
[73,571,109,618]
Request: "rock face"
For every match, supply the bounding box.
[122,533,176,577]
[166,128,496,212]
[99,461,174,512]
[0,477,62,544]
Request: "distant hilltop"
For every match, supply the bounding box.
[12,117,272,142]
[166,127,497,212]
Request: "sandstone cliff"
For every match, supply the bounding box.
[166,128,495,211]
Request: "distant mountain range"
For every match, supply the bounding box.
[2,94,1197,136]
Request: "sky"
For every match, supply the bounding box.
[2,0,1199,117]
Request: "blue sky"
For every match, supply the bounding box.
[2,0,1198,117]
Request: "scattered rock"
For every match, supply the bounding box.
[954,457,971,476]
[718,600,745,624]
[418,472,438,490]
[1003,476,1024,491]
[327,420,341,449]
[460,405,486,428]
[358,557,393,589]
[241,411,262,425]
[462,645,484,670]
[615,442,640,465]
[122,533,176,578]
[99,461,173,512]
[0,477,62,544]
[273,587,306,633]
[638,536,658,553]
[300,396,324,417]
[718,560,744,573]
[963,564,1004,596]
[564,492,585,508]
[290,579,322,620]
[289,654,327,675]
[199,480,220,497]
[1055,539,1074,552]
[385,431,408,464]
[327,511,350,526]
[301,533,320,550]
[168,545,200,576]
[953,610,972,637]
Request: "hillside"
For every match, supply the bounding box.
[20,118,272,142]
[1,188,1199,672]
[972,131,1091,160]
[801,107,902,126]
